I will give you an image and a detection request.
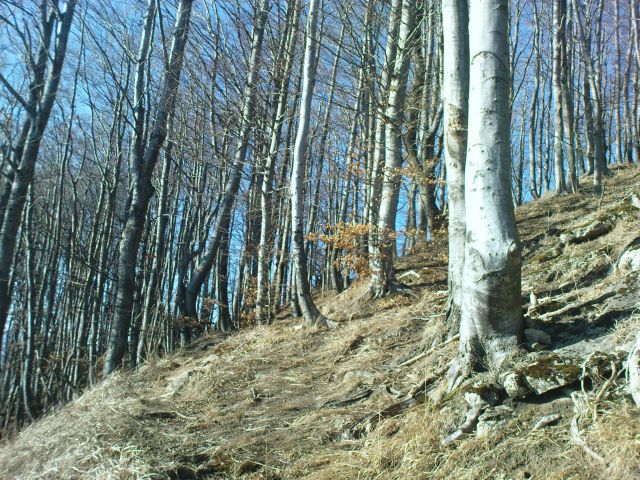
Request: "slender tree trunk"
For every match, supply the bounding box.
[442,0,469,336]
[104,0,193,376]
[290,0,329,327]
[369,0,415,299]
[0,1,77,357]
[573,0,605,194]
[552,0,567,193]
[184,0,270,322]
[256,1,301,324]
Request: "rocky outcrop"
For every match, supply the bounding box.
[560,220,613,245]
[500,351,625,398]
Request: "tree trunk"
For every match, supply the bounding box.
[184,0,270,323]
[442,0,469,336]
[369,0,415,299]
[552,0,567,193]
[0,1,77,357]
[104,0,193,376]
[452,0,523,385]
[290,0,329,327]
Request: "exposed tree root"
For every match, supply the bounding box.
[370,281,414,300]
[442,407,484,446]
[537,291,616,321]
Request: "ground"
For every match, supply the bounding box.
[0,165,639,479]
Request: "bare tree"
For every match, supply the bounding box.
[442,0,469,336]
[104,0,194,376]
[449,0,523,386]
[0,0,77,357]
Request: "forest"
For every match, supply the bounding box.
[0,0,639,475]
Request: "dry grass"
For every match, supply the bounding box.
[0,166,639,479]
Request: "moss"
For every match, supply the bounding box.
[518,354,581,381]
[530,246,563,264]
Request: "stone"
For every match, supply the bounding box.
[520,354,581,395]
[463,382,500,409]
[618,246,640,272]
[560,220,613,245]
[501,372,532,398]
[524,328,551,345]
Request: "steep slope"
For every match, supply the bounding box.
[0,165,639,479]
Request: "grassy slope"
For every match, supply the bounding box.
[0,165,639,479]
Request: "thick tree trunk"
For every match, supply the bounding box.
[452,0,523,385]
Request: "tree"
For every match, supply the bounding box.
[572,0,606,194]
[442,0,469,336]
[449,0,523,386]
[289,0,329,327]
[552,0,567,193]
[369,0,416,299]
[0,0,77,358]
[183,0,270,326]
[104,0,194,376]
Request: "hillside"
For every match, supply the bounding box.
[0,165,638,479]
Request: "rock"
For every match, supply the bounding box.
[463,382,500,409]
[520,354,581,395]
[501,371,532,398]
[343,370,375,385]
[524,328,551,345]
[560,220,613,245]
[629,333,640,407]
[618,245,640,272]
[169,370,192,392]
[476,406,513,438]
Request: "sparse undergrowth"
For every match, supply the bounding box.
[0,165,638,479]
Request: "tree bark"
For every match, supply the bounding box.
[104,0,193,376]
[452,0,523,384]
[442,0,469,336]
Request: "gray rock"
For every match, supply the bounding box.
[524,328,551,345]
[463,382,500,409]
[501,371,532,398]
[520,354,581,395]
[618,246,640,272]
[561,220,613,245]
